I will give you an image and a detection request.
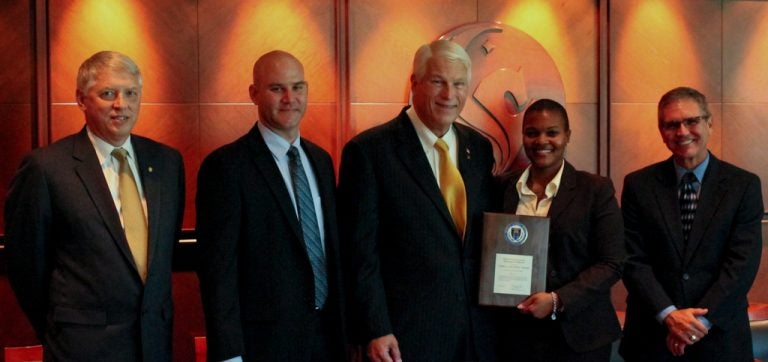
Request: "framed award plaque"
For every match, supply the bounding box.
[478,212,550,307]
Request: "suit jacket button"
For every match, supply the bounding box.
[682,273,690,281]
[550,271,557,277]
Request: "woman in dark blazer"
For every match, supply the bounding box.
[497,99,625,361]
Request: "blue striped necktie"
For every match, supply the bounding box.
[287,146,328,308]
[679,172,698,242]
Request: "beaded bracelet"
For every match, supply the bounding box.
[550,292,559,320]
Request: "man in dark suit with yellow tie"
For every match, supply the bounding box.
[5,51,185,361]
[338,39,497,362]
[620,86,764,361]
[196,50,345,362]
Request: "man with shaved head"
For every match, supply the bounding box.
[197,50,345,362]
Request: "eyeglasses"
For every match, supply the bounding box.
[660,115,709,131]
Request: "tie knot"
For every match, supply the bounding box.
[434,138,449,153]
[681,172,697,185]
[287,146,300,161]
[112,147,129,161]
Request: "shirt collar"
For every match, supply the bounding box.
[86,126,135,166]
[674,151,709,184]
[516,160,566,199]
[406,106,457,151]
[258,121,301,159]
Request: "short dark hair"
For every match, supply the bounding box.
[524,99,569,131]
[657,86,710,126]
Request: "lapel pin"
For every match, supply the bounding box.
[148,166,153,173]
[465,148,471,160]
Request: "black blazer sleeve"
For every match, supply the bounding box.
[196,147,246,360]
[6,152,54,338]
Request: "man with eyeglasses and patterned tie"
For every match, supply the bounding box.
[5,51,185,361]
[337,39,497,362]
[620,86,764,361]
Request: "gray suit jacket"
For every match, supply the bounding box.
[620,154,763,361]
[5,128,185,361]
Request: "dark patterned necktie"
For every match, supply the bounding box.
[679,172,698,241]
[287,146,328,308]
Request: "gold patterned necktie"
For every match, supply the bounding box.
[435,138,467,237]
[112,148,148,283]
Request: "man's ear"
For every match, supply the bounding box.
[75,89,86,110]
[248,84,258,104]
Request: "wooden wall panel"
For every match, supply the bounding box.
[348,0,476,106]
[0,1,33,104]
[723,2,768,210]
[723,2,768,103]
[609,0,723,189]
[198,0,337,103]
[722,104,768,210]
[48,0,198,103]
[609,0,722,104]
[0,1,33,236]
[348,103,408,139]
[565,104,598,173]
[476,0,600,174]
[479,0,598,104]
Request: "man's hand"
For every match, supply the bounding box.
[367,334,402,362]
[666,333,687,356]
[664,308,709,345]
[517,292,554,319]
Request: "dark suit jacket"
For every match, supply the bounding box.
[196,125,345,361]
[620,155,763,361]
[5,128,185,362]
[337,107,497,361]
[498,161,624,355]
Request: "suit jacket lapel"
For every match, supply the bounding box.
[683,156,725,264]
[133,136,161,274]
[245,126,304,241]
[393,112,457,235]
[652,159,686,260]
[547,162,578,221]
[455,124,489,242]
[71,129,138,270]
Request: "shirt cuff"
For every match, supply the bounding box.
[698,316,712,329]
[222,357,243,362]
[657,305,677,323]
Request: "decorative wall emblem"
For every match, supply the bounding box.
[440,22,565,175]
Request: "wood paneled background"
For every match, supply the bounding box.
[1,1,767,360]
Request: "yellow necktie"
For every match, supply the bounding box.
[435,138,467,237]
[112,148,148,283]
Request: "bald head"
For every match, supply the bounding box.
[252,50,304,89]
[248,50,308,142]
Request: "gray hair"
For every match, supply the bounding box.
[412,39,471,81]
[657,86,710,126]
[77,51,142,92]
